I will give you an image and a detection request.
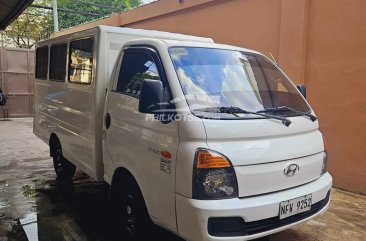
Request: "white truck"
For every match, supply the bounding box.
[34,26,332,241]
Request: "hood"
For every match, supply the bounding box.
[202,116,323,166]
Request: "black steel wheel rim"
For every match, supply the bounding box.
[121,193,138,234]
[54,148,63,174]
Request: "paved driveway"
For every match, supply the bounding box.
[0,118,365,241]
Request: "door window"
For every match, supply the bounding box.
[116,52,160,98]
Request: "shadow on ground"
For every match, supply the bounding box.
[2,169,272,241]
[2,172,190,241]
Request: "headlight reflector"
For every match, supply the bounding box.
[193,149,238,200]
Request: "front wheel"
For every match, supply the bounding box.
[52,141,76,180]
[111,175,152,240]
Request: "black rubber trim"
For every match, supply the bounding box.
[208,217,246,237]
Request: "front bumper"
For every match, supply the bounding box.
[176,173,332,241]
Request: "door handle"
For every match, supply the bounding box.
[105,113,111,129]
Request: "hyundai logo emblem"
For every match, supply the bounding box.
[284,164,300,177]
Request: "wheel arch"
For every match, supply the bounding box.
[110,167,151,215]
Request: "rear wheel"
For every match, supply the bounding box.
[111,174,152,240]
[52,140,76,180]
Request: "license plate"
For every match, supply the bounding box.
[279,194,312,220]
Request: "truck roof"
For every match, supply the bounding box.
[99,25,214,43]
[37,25,214,46]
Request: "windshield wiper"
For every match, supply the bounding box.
[257,106,317,122]
[193,106,292,127]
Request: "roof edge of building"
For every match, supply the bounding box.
[0,0,34,30]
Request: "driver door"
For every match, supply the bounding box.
[104,47,179,229]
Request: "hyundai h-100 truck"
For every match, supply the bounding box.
[34,26,332,241]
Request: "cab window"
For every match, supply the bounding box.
[116,52,160,98]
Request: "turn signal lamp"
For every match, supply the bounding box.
[196,150,231,169]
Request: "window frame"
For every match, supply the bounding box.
[49,42,68,82]
[68,37,94,85]
[112,45,175,111]
[113,46,170,96]
[114,50,160,99]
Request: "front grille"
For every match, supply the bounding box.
[208,190,331,237]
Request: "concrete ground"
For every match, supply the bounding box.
[0,118,365,241]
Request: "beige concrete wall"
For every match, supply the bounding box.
[305,0,366,194]
[53,0,366,194]
[126,0,283,61]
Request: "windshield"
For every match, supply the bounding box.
[169,47,310,119]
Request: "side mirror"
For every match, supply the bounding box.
[297,84,306,99]
[139,79,164,114]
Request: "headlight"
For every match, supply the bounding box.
[192,149,238,200]
[321,151,328,175]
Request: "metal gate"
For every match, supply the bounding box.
[0,47,34,118]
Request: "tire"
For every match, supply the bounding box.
[52,140,76,180]
[111,174,152,240]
